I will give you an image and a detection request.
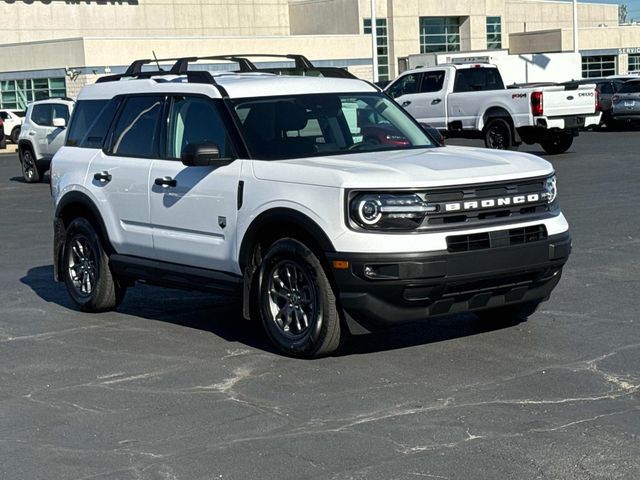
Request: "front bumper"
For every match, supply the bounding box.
[327,232,571,332]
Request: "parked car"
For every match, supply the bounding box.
[385,63,601,154]
[611,79,640,126]
[17,98,74,182]
[50,55,571,358]
[562,78,628,127]
[0,109,25,143]
[0,118,5,150]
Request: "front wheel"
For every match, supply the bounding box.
[62,217,126,312]
[258,238,343,358]
[540,132,574,155]
[483,118,515,150]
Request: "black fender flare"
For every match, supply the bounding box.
[238,208,335,271]
[53,191,114,280]
[238,208,336,320]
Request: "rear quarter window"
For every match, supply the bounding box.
[66,100,112,147]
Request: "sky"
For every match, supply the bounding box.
[577,0,640,19]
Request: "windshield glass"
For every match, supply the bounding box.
[232,93,435,160]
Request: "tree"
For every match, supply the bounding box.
[619,4,628,24]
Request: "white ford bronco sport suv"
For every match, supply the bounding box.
[51,56,571,358]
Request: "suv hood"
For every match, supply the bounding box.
[252,146,554,189]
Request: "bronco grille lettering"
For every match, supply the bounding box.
[443,193,541,212]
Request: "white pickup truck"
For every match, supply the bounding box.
[385,63,601,154]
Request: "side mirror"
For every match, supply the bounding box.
[52,117,67,128]
[181,143,224,166]
[420,122,445,146]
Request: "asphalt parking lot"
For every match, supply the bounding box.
[1,132,639,480]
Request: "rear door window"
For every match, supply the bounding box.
[108,96,164,158]
[419,71,445,93]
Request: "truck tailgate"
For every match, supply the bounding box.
[538,84,597,117]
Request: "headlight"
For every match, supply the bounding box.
[350,193,435,230]
[543,175,557,204]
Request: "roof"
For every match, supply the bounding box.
[78,72,377,101]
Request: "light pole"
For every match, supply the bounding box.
[370,0,379,83]
[573,0,579,53]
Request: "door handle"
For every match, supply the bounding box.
[401,100,412,107]
[431,99,442,105]
[28,131,36,136]
[154,176,177,188]
[93,171,112,183]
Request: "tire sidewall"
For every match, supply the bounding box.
[11,127,20,144]
[21,148,40,183]
[258,239,330,356]
[62,218,104,310]
[484,119,513,150]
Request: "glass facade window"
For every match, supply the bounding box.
[0,77,66,110]
[486,16,502,50]
[582,56,617,78]
[364,18,389,81]
[629,54,640,73]
[419,17,461,54]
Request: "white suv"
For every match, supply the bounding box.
[51,57,571,357]
[0,109,25,143]
[18,99,74,182]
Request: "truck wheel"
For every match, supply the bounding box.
[477,300,541,323]
[62,217,126,312]
[540,132,573,155]
[484,118,514,150]
[258,238,343,358]
[20,148,43,183]
[10,127,20,144]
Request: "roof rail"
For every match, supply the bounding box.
[168,54,316,74]
[95,69,221,88]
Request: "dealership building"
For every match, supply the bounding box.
[1,0,639,109]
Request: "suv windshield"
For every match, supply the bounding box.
[232,93,434,160]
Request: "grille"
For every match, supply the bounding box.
[420,177,552,230]
[447,225,548,253]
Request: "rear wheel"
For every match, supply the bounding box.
[483,118,515,150]
[540,132,574,154]
[10,127,20,144]
[258,238,343,358]
[21,148,43,183]
[62,217,126,312]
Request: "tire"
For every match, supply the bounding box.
[10,127,20,144]
[258,238,343,358]
[20,148,43,183]
[477,300,541,324]
[483,118,515,150]
[540,132,574,155]
[62,217,126,312]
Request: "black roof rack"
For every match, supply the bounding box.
[96,53,357,85]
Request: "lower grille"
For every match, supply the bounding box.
[447,225,548,253]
